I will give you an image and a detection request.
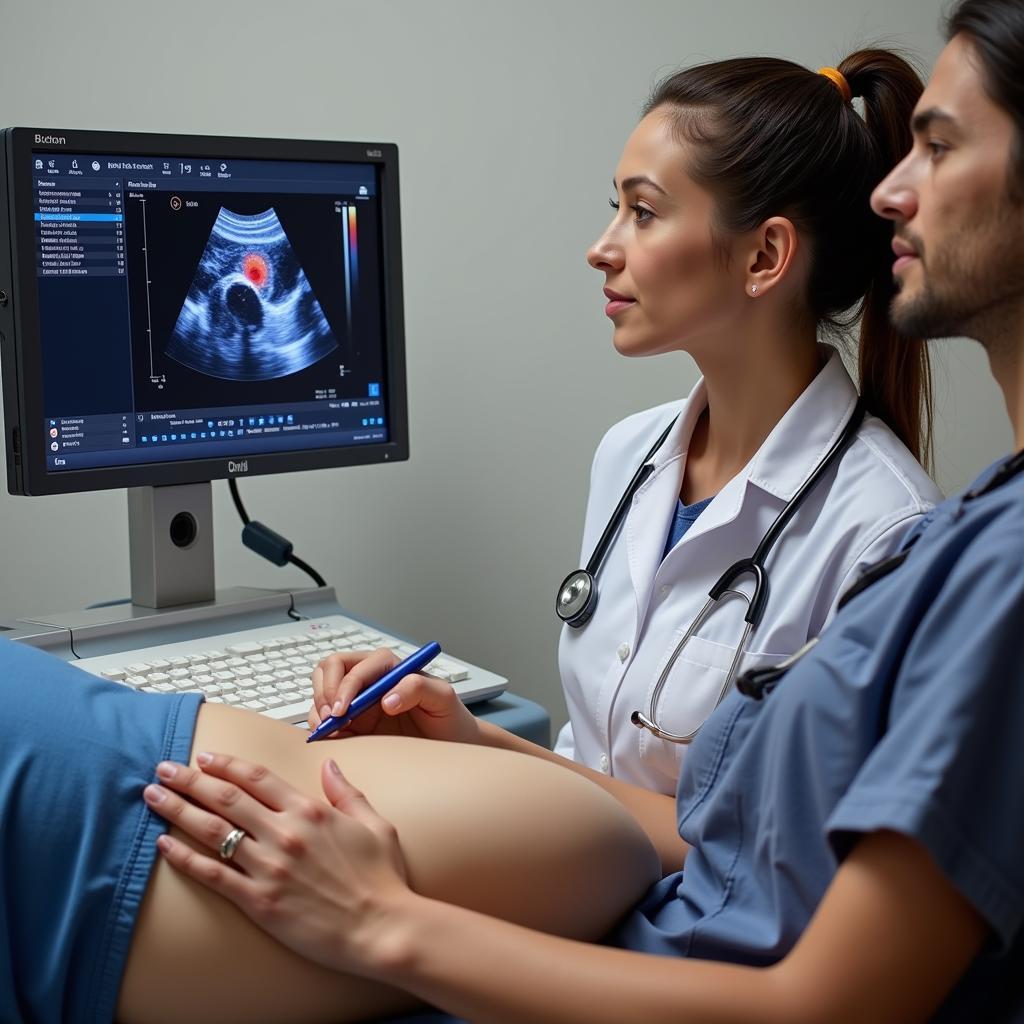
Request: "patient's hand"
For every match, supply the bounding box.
[308,648,482,745]
[145,753,417,976]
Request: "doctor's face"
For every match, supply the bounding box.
[871,34,1024,343]
[587,111,742,358]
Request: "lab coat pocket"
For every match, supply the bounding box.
[637,635,786,771]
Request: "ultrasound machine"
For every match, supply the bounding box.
[0,127,544,741]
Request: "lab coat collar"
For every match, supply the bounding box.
[648,376,708,473]
[744,346,859,502]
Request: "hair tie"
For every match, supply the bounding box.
[817,66,852,104]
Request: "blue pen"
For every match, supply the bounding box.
[306,640,442,742]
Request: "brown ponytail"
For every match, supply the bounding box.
[840,51,933,467]
[645,50,933,466]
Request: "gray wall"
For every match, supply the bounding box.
[0,0,1012,728]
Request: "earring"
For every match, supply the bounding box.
[750,284,758,294]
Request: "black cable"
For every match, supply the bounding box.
[288,554,327,588]
[228,478,328,589]
[228,477,250,525]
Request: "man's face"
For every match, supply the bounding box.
[871,33,1024,343]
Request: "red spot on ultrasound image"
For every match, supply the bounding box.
[243,252,269,287]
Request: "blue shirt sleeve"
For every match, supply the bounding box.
[826,515,1024,950]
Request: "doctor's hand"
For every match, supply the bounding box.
[308,648,482,745]
[145,753,416,976]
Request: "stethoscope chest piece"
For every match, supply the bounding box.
[557,569,596,627]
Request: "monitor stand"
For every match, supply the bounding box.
[128,482,215,607]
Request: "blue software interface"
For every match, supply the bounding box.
[31,151,387,473]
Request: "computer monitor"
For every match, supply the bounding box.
[0,127,407,608]
[0,127,407,497]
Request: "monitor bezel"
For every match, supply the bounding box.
[0,126,408,496]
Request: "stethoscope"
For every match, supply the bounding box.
[556,398,867,743]
[734,442,1024,702]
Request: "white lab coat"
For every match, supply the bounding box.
[554,348,943,795]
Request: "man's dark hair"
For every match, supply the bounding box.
[947,0,1024,186]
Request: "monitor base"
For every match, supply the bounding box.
[3,584,339,660]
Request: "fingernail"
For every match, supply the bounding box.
[156,835,172,852]
[196,752,213,766]
[156,762,177,780]
[382,693,401,711]
[321,704,332,720]
[144,784,166,804]
[327,758,343,777]
[331,702,345,716]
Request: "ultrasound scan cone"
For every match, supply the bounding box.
[167,207,338,380]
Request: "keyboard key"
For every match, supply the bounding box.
[436,661,470,682]
[148,673,171,685]
[100,669,127,681]
[126,662,152,675]
[264,700,313,724]
[243,699,267,711]
[226,642,265,656]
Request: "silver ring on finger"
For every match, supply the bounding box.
[219,826,247,861]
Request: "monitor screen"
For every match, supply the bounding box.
[0,128,407,495]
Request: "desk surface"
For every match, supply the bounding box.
[470,691,550,748]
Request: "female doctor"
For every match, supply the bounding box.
[310,50,942,870]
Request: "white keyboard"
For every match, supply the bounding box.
[73,614,507,725]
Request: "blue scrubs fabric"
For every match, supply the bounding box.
[0,639,203,1024]
[662,496,714,559]
[613,456,1024,1020]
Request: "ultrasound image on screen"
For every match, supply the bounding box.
[166,207,338,381]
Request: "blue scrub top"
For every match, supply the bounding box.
[612,455,1024,1021]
